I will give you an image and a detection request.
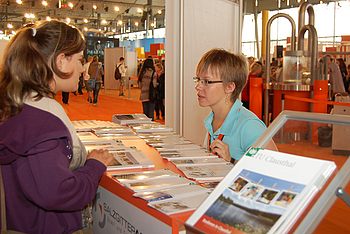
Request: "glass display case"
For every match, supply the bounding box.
[252,110,350,233]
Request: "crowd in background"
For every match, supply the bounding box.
[60,55,166,121]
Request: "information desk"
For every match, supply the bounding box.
[92,139,190,234]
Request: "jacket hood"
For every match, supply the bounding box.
[0,104,70,165]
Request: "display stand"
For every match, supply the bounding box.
[252,110,350,234]
[92,111,350,233]
[92,139,190,234]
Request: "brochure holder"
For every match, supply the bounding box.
[251,110,350,233]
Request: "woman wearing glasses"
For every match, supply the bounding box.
[194,49,266,163]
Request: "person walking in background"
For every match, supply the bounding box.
[88,55,104,105]
[83,56,93,103]
[155,63,165,120]
[241,61,263,109]
[327,56,346,98]
[194,49,267,163]
[138,58,157,120]
[61,91,70,104]
[0,20,114,233]
[336,58,348,92]
[117,57,127,96]
[77,59,84,95]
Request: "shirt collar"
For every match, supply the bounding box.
[204,99,243,137]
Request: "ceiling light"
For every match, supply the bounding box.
[46,16,51,21]
[83,18,88,23]
[93,4,97,10]
[41,1,48,7]
[66,18,71,24]
[7,23,13,29]
[114,6,119,12]
[16,0,22,4]
[83,27,88,31]
[68,2,74,9]
[24,13,35,19]
[101,19,108,25]
[157,10,162,15]
[117,20,123,26]
[135,22,139,26]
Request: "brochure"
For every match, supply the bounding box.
[72,120,121,132]
[160,149,214,160]
[92,126,133,134]
[122,176,195,193]
[107,150,154,171]
[130,122,173,133]
[170,157,228,166]
[112,113,152,125]
[177,163,234,182]
[153,144,203,152]
[82,139,127,152]
[111,169,179,182]
[133,184,210,203]
[186,148,336,234]
[148,192,209,215]
[143,135,192,145]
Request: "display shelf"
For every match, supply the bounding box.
[92,139,191,234]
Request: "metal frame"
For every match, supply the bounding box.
[252,110,350,233]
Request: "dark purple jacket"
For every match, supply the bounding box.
[0,104,106,233]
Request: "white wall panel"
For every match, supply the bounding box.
[166,0,242,145]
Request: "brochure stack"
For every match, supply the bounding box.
[111,169,211,215]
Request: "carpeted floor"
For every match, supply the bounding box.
[55,87,165,124]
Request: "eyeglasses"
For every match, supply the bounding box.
[193,77,223,86]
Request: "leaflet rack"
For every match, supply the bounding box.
[253,110,350,233]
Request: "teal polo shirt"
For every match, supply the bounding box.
[204,99,266,161]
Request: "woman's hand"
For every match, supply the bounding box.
[87,149,114,167]
[210,139,231,162]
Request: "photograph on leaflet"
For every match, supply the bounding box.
[107,150,154,171]
[193,169,304,234]
[148,192,209,215]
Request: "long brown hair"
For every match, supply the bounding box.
[0,20,85,121]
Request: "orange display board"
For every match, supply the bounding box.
[150,43,164,56]
[273,90,311,120]
[249,77,263,119]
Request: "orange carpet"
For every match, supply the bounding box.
[56,87,165,124]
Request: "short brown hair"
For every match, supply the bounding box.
[196,48,248,102]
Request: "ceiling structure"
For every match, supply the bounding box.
[0,0,166,35]
[244,0,340,14]
[0,0,342,35]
